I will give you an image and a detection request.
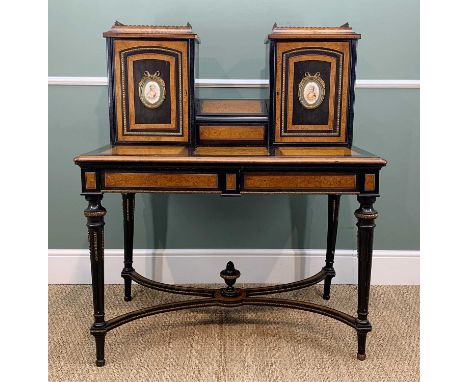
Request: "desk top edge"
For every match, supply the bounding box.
[74,145,387,166]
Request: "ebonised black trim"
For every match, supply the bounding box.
[195,116,269,123]
[188,40,196,148]
[268,40,276,154]
[347,40,358,148]
[106,38,117,144]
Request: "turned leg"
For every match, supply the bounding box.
[354,195,378,361]
[323,194,340,300]
[84,195,107,367]
[121,193,135,301]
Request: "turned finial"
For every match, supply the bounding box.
[220,261,241,297]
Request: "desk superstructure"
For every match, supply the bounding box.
[75,22,386,366]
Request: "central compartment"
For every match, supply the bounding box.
[195,99,269,146]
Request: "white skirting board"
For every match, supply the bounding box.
[47,77,420,89]
[48,249,419,285]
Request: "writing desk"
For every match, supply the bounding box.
[75,143,386,366]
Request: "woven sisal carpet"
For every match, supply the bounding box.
[49,284,419,381]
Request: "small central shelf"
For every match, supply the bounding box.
[195,99,269,146]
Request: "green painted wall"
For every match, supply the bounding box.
[48,0,420,250]
[49,0,419,79]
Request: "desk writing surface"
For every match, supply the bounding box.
[75,145,386,166]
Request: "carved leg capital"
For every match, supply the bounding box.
[84,195,107,220]
[354,195,378,224]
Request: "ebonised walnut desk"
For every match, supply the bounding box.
[75,138,386,366]
[77,22,386,366]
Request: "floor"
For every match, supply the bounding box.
[49,284,419,382]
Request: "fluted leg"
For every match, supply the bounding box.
[85,195,107,367]
[121,193,135,301]
[354,195,378,361]
[323,195,340,300]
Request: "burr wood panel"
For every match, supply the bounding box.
[199,100,265,114]
[275,147,356,156]
[85,172,97,190]
[107,145,189,156]
[364,174,376,192]
[226,174,237,191]
[198,125,266,143]
[243,173,356,191]
[193,146,270,156]
[104,172,219,190]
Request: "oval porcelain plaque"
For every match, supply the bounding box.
[138,71,166,109]
[298,72,325,109]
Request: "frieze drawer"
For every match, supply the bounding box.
[242,172,357,192]
[103,172,219,191]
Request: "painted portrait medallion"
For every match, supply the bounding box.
[298,72,325,109]
[138,70,166,109]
